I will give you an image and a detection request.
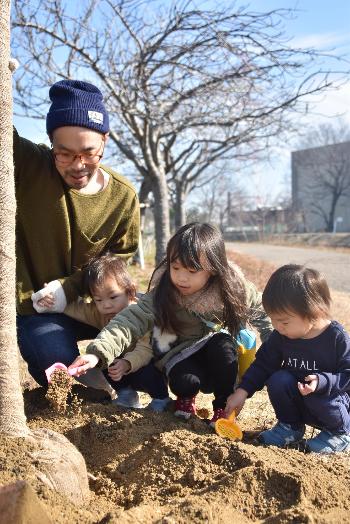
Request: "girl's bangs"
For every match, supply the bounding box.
[168,238,203,270]
[169,248,202,270]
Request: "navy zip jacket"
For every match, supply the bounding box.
[240,321,350,398]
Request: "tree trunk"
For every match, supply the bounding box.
[327,194,338,233]
[0,0,29,437]
[139,176,152,236]
[139,177,152,205]
[0,4,91,505]
[174,182,187,230]
[152,176,170,263]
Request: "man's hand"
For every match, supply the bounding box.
[31,280,67,313]
[34,283,55,309]
[37,293,55,308]
[225,388,248,418]
[298,374,318,396]
[108,359,131,382]
[68,354,100,377]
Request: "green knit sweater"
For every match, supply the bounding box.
[14,129,140,315]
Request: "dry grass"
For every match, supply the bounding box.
[228,248,350,332]
[227,249,276,291]
[331,290,350,331]
[128,261,155,292]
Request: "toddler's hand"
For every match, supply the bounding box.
[225,388,248,417]
[68,354,100,377]
[108,359,131,381]
[298,374,318,396]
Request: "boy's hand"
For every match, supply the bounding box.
[108,359,131,381]
[225,388,248,417]
[298,374,318,396]
[68,354,99,377]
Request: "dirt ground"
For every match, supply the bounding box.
[1,250,350,523]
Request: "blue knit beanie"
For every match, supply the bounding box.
[46,80,109,135]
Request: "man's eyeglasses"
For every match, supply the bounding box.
[52,138,105,166]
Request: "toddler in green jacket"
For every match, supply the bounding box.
[41,252,169,410]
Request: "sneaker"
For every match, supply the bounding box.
[209,408,226,428]
[306,430,350,454]
[112,387,142,409]
[174,396,196,420]
[147,397,172,412]
[258,421,305,447]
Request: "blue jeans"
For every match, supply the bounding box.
[267,369,350,434]
[17,313,99,387]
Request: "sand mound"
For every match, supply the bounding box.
[3,253,349,522]
[1,385,349,523]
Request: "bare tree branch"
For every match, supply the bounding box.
[11,0,349,255]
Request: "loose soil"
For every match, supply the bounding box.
[46,369,73,413]
[1,251,349,523]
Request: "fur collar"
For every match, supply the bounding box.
[177,279,223,315]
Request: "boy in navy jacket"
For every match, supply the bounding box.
[225,264,350,454]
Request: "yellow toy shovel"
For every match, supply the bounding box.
[215,411,243,441]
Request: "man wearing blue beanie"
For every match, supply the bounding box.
[46,80,110,136]
[14,79,140,389]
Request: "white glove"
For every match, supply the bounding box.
[31,280,67,313]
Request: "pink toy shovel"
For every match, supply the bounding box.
[45,362,79,383]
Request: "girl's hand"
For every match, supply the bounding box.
[68,354,100,377]
[298,374,318,396]
[225,388,248,417]
[108,359,131,381]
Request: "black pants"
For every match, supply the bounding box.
[168,333,238,409]
[104,361,169,399]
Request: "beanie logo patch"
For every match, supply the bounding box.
[88,110,104,125]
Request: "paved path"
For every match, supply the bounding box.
[226,242,350,293]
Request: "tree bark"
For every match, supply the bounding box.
[0,0,29,437]
[0,15,92,504]
[152,177,170,264]
[174,182,187,230]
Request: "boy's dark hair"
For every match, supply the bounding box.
[153,222,248,336]
[262,264,331,320]
[82,252,136,301]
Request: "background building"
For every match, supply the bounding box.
[292,141,350,232]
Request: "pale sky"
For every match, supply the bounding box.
[235,0,350,205]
